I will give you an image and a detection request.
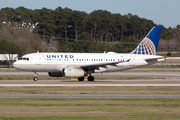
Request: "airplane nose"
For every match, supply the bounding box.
[13,61,19,69]
[13,61,24,70]
[13,61,16,68]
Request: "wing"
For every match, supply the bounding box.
[80,59,130,70]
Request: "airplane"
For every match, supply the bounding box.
[13,26,165,81]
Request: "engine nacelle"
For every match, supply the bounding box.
[63,67,86,78]
[48,72,63,77]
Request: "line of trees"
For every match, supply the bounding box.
[1,6,175,41]
[0,6,180,55]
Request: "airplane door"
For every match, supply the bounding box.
[129,55,135,66]
[35,55,42,65]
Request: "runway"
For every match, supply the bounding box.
[0,71,180,79]
[1,79,180,87]
[1,69,180,99]
[1,84,180,87]
[0,68,180,86]
[0,94,180,99]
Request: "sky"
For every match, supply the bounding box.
[0,0,179,28]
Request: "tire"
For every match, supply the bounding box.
[88,76,94,81]
[33,77,38,81]
[78,77,84,81]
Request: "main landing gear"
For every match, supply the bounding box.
[87,71,94,81]
[88,76,94,81]
[78,77,84,81]
[78,76,94,81]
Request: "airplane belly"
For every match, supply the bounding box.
[21,64,45,72]
[34,64,58,72]
[18,64,57,72]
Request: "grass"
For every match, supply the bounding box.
[0,65,10,68]
[142,65,180,68]
[0,98,180,119]
[0,116,122,120]
[0,86,180,94]
[124,69,180,72]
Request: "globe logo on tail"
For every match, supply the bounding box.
[131,38,156,55]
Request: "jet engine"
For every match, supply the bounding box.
[48,72,63,77]
[63,67,87,78]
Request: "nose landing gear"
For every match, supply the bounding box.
[33,72,38,81]
[33,77,38,81]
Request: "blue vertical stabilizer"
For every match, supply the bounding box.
[131,26,163,55]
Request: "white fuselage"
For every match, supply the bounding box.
[13,52,163,73]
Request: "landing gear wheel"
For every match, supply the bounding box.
[78,77,84,81]
[88,76,94,81]
[33,77,38,81]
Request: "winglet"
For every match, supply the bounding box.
[131,26,163,55]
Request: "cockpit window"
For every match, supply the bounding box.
[19,57,29,61]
